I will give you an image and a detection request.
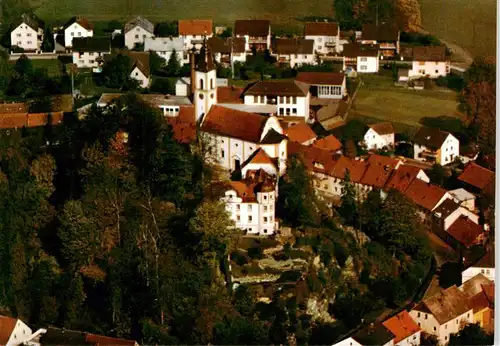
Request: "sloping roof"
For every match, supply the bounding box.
[460,273,493,298]
[369,122,394,135]
[260,128,287,144]
[0,102,28,113]
[342,43,379,57]
[287,141,336,175]
[284,121,317,144]
[144,36,184,52]
[13,13,43,31]
[201,105,268,142]
[449,188,475,202]
[234,20,270,37]
[0,112,64,129]
[353,323,394,345]
[385,165,423,193]
[40,327,88,345]
[244,80,309,97]
[64,16,93,31]
[242,148,276,167]
[468,291,492,313]
[124,16,154,34]
[0,316,17,345]
[178,19,213,36]
[330,156,368,183]
[166,106,196,144]
[433,198,461,219]
[413,46,447,62]
[362,24,399,41]
[207,36,245,53]
[382,311,421,344]
[312,135,342,152]
[413,285,472,324]
[295,72,345,86]
[72,37,110,52]
[120,51,151,77]
[304,22,339,36]
[360,154,400,188]
[458,163,495,190]
[482,283,494,304]
[216,86,244,103]
[85,333,137,346]
[404,179,448,211]
[273,38,314,55]
[446,216,484,248]
[473,251,495,269]
[413,127,451,150]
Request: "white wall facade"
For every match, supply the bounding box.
[363,128,395,149]
[6,319,33,346]
[194,69,218,122]
[305,34,340,55]
[409,61,450,79]
[410,309,473,345]
[462,267,495,283]
[130,66,150,88]
[11,24,40,51]
[332,337,363,346]
[125,26,154,49]
[243,94,310,119]
[64,22,93,47]
[73,51,108,69]
[241,162,278,177]
[441,207,479,231]
[439,135,460,165]
[357,56,379,73]
[395,331,421,346]
[237,32,271,52]
[182,33,213,50]
[213,135,260,172]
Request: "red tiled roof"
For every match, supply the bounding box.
[385,165,423,193]
[0,111,63,129]
[28,112,64,127]
[216,86,244,104]
[468,291,491,313]
[330,156,368,183]
[65,16,94,30]
[284,121,317,144]
[287,141,336,175]
[0,102,28,113]
[234,20,270,37]
[404,179,448,211]
[0,316,17,345]
[227,180,257,202]
[369,122,394,135]
[201,105,268,142]
[382,311,421,344]
[166,106,196,144]
[244,80,310,97]
[360,154,401,188]
[244,148,276,166]
[312,135,342,152]
[85,333,137,346]
[304,22,339,36]
[295,72,345,86]
[178,19,213,36]
[446,216,484,248]
[458,162,495,190]
[482,283,494,305]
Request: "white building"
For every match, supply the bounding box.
[462,251,495,283]
[382,311,421,346]
[72,37,110,70]
[10,13,44,52]
[409,46,450,79]
[63,16,93,48]
[410,285,473,345]
[272,38,316,68]
[0,315,33,346]
[295,72,346,100]
[363,122,395,150]
[234,20,271,52]
[343,43,379,73]
[124,16,155,50]
[449,188,476,212]
[178,19,213,50]
[207,36,247,67]
[304,21,341,55]
[115,51,151,88]
[413,127,459,166]
[144,36,188,64]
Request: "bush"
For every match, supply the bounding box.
[230,251,248,266]
[149,78,173,94]
[247,246,264,259]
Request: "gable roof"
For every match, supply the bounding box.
[472,251,495,269]
[433,198,461,219]
[85,333,137,346]
[244,80,309,97]
[304,22,339,36]
[178,19,213,36]
[360,154,401,188]
[369,122,394,135]
[413,46,447,62]
[40,327,137,346]
[242,147,276,167]
[216,86,244,103]
[342,43,379,57]
[144,36,184,52]
[353,323,394,345]
[458,163,495,190]
[13,13,43,31]
[72,37,110,52]
[446,216,484,248]
[273,38,314,55]
[385,165,424,193]
[330,156,368,183]
[404,179,448,211]
[295,72,345,86]
[207,36,245,53]
[382,311,421,344]
[124,16,154,34]
[260,128,287,144]
[362,23,399,41]
[449,188,475,202]
[413,285,472,324]
[460,273,493,298]
[413,127,452,150]
[201,105,268,142]
[0,316,17,345]
[0,112,64,129]
[287,141,336,175]
[284,121,317,144]
[64,16,93,31]
[116,51,151,77]
[312,135,342,152]
[234,20,270,37]
[468,290,492,313]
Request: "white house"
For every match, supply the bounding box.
[124,16,155,50]
[360,24,400,58]
[343,43,379,73]
[72,37,110,70]
[109,51,151,88]
[363,122,395,150]
[272,38,316,68]
[10,13,44,52]
[178,19,213,50]
[448,188,476,212]
[433,198,479,232]
[304,21,341,55]
[295,72,346,100]
[144,36,188,64]
[0,315,33,346]
[410,285,473,345]
[234,20,271,52]
[207,36,247,67]
[243,80,311,120]
[413,127,459,165]
[382,311,421,346]
[462,251,495,283]
[63,16,93,48]
[409,46,450,79]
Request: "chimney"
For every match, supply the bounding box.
[189,48,196,96]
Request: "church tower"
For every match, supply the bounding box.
[192,36,217,123]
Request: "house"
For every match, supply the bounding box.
[358,154,402,195]
[448,188,476,212]
[283,121,317,145]
[408,46,450,79]
[207,36,246,67]
[459,274,495,333]
[462,251,495,283]
[124,16,155,50]
[360,24,400,57]
[10,13,44,52]
[457,162,495,197]
[303,21,341,55]
[410,285,474,345]
[295,72,346,100]
[272,38,315,68]
[241,148,280,178]
[382,310,421,346]
[351,323,395,346]
[385,165,430,194]
[72,37,111,70]
[312,135,342,153]
[363,122,395,150]
[404,179,451,222]
[342,43,380,73]
[0,315,33,346]
[118,51,151,88]
[63,16,94,48]
[313,100,349,130]
[200,105,288,174]
[234,20,271,52]
[37,327,139,346]
[432,198,479,231]
[178,19,213,50]
[413,127,459,165]
[144,36,188,64]
[243,80,311,120]
[445,215,487,250]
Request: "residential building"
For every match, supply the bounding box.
[10,13,44,52]
[385,165,430,194]
[304,21,341,55]
[312,134,342,153]
[360,23,400,57]
[63,16,94,48]
[178,19,213,50]
[404,179,451,220]
[234,20,271,52]
[445,215,487,250]
[124,16,155,50]
[284,121,317,145]
[363,122,395,150]
[457,162,495,198]
[272,38,315,68]
[314,100,349,130]
[342,43,380,73]
[295,72,346,100]
[144,36,188,64]
[432,198,479,231]
[72,37,111,70]
[350,323,395,346]
[462,251,495,283]
[409,46,450,79]
[243,80,311,120]
[413,127,459,165]
[448,188,476,212]
[114,51,151,88]
[0,315,33,346]
[241,148,280,178]
[207,36,246,66]
[410,285,474,345]
[382,311,421,346]
[459,274,495,334]
[332,337,362,346]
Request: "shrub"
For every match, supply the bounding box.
[230,251,248,266]
[247,246,263,259]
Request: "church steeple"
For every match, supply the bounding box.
[192,32,217,124]
[195,33,215,72]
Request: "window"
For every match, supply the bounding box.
[481,269,485,274]
[318,38,322,42]
[16,33,21,37]
[286,108,291,116]
[136,27,140,31]
[487,270,490,274]
[445,324,447,330]
[235,143,238,147]
[292,96,297,104]
[264,217,268,222]
[210,78,213,89]
[27,41,32,44]
[254,95,258,103]
[292,108,297,115]
[467,313,470,318]
[17,41,22,45]
[264,206,268,212]
[248,205,252,211]
[135,34,139,38]
[456,320,458,324]
[199,78,204,89]
[264,195,267,200]
[445,337,448,341]
[71,32,75,36]
[360,65,367,70]
[236,215,240,221]
[419,69,425,74]
[417,312,421,318]
[360,57,367,62]
[435,70,439,73]
[279,108,284,115]
[78,32,82,36]
[248,216,253,222]
[433,327,436,331]
[413,336,416,340]
[418,323,421,327]
[236,204,240,211]
[27,33,31,37]
[249,147,253,151]
[221,149,225,158]
[89,60,94,64]
[425,314,428,320]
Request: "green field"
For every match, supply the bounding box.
[30,59,64,77]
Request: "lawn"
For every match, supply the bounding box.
[26,59,63,77]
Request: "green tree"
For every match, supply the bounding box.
[338,170,358,226]
[101,54,138,90]
[218,27,232,38]
[165,50,181,77]
[150,77,172,93]
[41,26,55,52]
[155,21,178,36]
[150,51,165,74]
[427,163,447,187]
[449,323,493,346]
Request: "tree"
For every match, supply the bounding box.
[155,21,178,37]
[150,51,165,75]
[427,163,447,187]
[101,54,138,90]
[449,323,493,346]
[149,77,172,93]
[338,170,358,226]
[218,27,233,38]
[41,26,55,52]
[165,50,181,76]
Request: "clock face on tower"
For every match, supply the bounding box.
[199,94,204,100]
